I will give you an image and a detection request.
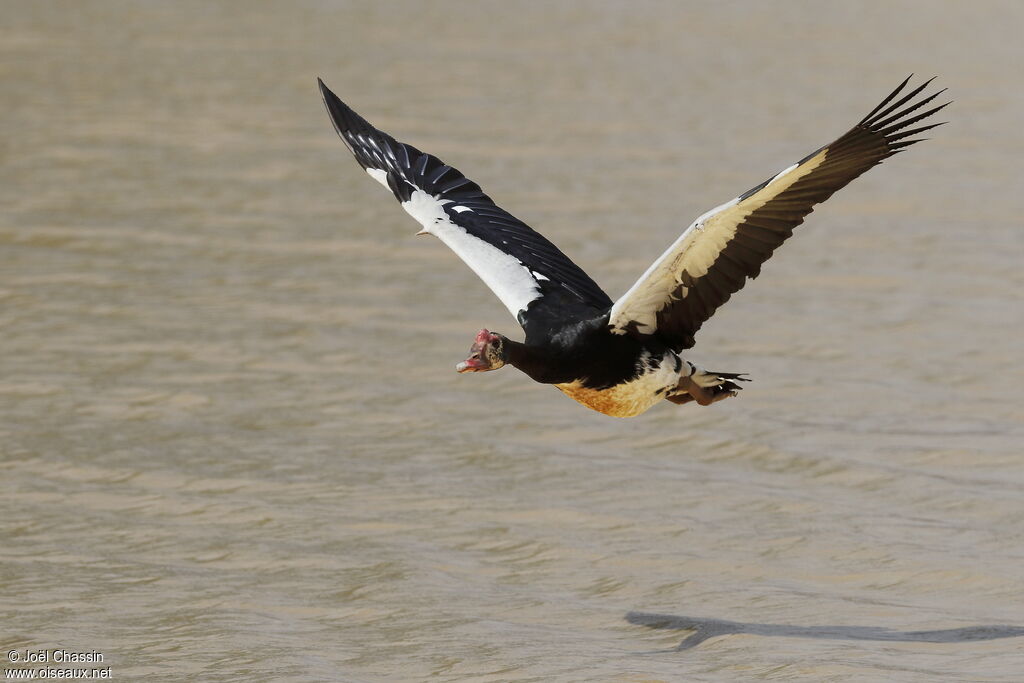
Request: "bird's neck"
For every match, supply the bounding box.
[503,339,568,385]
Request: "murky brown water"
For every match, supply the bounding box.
[3,1,1023,680]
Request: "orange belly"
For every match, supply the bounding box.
[555,375,675,418]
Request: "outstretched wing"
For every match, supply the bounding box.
[318,79,612,331]
[608,76,949,351]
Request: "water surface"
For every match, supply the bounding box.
[3,1,1023,680]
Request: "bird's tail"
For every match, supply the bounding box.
[692,368,750,394]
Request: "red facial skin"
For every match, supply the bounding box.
[456,328,501,373]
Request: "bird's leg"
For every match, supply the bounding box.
[675,376,736,407]
[676,376,714,406]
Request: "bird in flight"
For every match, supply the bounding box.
[319,76,947,417]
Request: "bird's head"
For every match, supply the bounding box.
[455,329,507,373]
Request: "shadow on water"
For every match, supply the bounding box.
[626,611,1024,651]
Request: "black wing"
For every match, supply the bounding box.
[319,79,612,335]
[608,76,949,351]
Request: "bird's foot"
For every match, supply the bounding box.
[674,376,738,407]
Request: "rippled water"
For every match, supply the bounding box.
[3,1,1023,680]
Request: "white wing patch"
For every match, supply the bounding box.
[365,167,390,188]
[401,190,542,319]
[608,151,826,335]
